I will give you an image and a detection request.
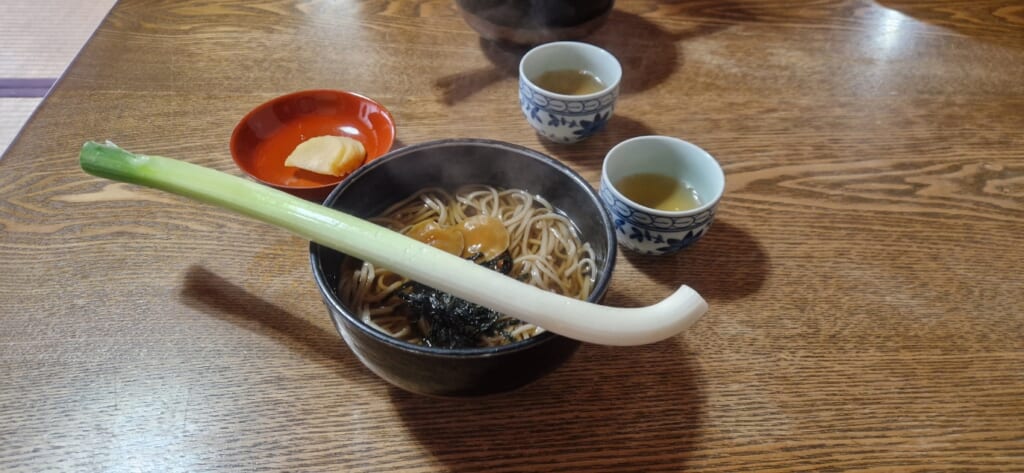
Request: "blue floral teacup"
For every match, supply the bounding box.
[519,41,621,144]
[600,136,725,255]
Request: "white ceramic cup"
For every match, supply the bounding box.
[518,41,621,144]
[599,136,726,255]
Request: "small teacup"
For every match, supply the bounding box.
[518,41,621,144]
[599,136,725,255]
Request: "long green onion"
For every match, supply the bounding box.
[79,141,707,346]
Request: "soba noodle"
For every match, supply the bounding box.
[338,185,596,348]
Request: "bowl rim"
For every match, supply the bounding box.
[309,138,616,358]
[229,88,396,193]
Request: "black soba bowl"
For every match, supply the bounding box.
[310,139,616,397]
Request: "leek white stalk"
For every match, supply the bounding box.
[79,141,708,346]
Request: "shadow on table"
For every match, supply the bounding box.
[435,37,526,106]
[180,265,372,380]
[435,9,728,105]
[623,220,769,301]
[590,10,725,95]
[390,340,705,471]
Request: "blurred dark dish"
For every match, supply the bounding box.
[456,0,615,46]
[310,139,616,397]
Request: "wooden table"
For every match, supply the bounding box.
[2,1,1022,471]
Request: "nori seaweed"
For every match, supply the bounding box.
[394,251,521,348]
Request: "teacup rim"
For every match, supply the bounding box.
[601,135,725,217]
[518,41,622,101]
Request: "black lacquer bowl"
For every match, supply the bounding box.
[310,139,616,397]
[456,0,615,46]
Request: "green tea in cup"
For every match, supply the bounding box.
[533,69,606,95]
[615,173,702,212]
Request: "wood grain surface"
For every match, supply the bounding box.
[1,0,1022,471]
